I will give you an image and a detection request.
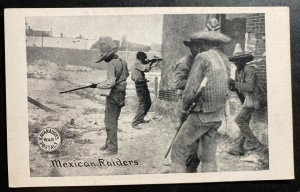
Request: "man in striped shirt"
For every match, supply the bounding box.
[170,31,231,173]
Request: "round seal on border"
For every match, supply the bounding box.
[37,128,61,152]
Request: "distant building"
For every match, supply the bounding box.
[26,26,52,37]
[25,24,97,50]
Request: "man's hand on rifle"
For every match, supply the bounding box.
[146,58,162,67]
[228,78,236,91]
[90,83,98,88]
[179,109,188,123]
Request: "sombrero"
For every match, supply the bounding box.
[229,43,254,63]
[96,36,118,63]
[184,30,231,47]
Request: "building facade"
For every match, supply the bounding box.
[159,13,266,101]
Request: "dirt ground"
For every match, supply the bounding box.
[28,60,268,177]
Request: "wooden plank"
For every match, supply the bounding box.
[27,96,57,113]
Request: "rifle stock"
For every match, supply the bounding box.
[164,77,208,159]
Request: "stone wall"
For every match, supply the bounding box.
[159,14,210,101]
[26,47,160,70]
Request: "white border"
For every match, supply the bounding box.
[5,7,293,187]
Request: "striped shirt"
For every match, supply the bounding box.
[182,48,231,113]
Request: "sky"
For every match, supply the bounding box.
[26,15,163,45]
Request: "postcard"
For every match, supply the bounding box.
[5,7,293,187]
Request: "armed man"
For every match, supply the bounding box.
[171,18,222,172]
[170,30,231,173]
[131,51,160,129]
[174,17,221,98]
[227,50,265,156]
[90,36,129,156]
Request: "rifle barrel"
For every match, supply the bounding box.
[60,85,93,94]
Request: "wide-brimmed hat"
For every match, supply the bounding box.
[96,36,118,63]
[183,30,231,47]
[229,43,254,63]
[191,31,231,43]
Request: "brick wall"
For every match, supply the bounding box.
[245,13,267,86]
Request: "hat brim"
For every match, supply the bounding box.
[229,54,254,63]
[191,31,232,44]
[183,40,192,47]
[183,40,202,47]
[96,47,118,63]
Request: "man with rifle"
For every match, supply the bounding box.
[174,17,221,98]
[131,51,161,129]
[90,36,129,156]
[172,33,204,173]
[170,30,231,173]
[170,18,222,172]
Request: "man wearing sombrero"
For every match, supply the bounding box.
[90,36,129,156]
[174,17,221,98]
[227,48,264,156]
[170,30,231,173]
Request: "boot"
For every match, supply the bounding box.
[244,139,263,151]
[100,149,117,156]
[227,136,245,156]
[227,147,245,156]
[99,144,108,151]
[140,119,151,124]
[132,124,142,130]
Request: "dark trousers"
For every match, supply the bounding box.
[132,82,152,126]
[171,113,222,173]
[231,107,261,152]
[104,97,121,152]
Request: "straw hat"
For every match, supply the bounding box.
[229,43,254,63]
[184,30,231,47]
[96,36,118,63]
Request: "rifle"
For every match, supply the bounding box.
[229,81,245,104]
[165,77,208,159]
[59,83,98,94]
[147,56,163,66]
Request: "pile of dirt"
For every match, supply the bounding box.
[62,64,92,72]
[27,59,92,80]
[27,59,63,80]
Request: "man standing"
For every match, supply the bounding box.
[174,17,221,98]
[131,52,156,129]
[227,51,264,156]
[172,34,204,173]
[170,31,231,173]
[90,36,129,156]
[174,39,201,98]
[172,19,222,172]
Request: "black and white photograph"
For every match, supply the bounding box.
[5,7,293,187]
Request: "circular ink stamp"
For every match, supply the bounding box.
[37,128,61,152]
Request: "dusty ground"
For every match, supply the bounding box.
[28,60,268,177]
